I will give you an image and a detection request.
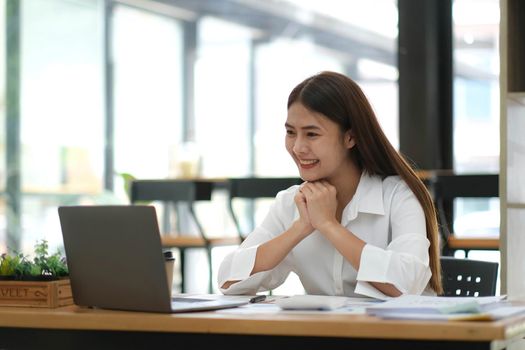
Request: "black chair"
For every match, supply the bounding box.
[440,256,499,297]
[130,179,239,293]
[431,174,499,257]
[227,177,302,241]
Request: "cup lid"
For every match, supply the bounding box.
[163,250,174,260]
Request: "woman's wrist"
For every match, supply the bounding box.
[316,219,341,234]
[291,220,313,238]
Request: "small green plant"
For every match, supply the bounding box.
[0,240,68,280]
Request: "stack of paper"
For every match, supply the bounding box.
[366,295,525,321]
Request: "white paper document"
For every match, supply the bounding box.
[366,295,505,314]
[275,295,349,310]
[276,295,384,311]
[217,295,381,314]
[365,294,525,321]
[373,305,525,321]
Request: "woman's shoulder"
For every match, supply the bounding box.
[381,175,413,196]
[382,174,403,187]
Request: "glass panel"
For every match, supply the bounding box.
[0,2,6,251]
[0,1,5,194]
[451,0,500,260]
[194,17,252,178]
[453,197,499,238]
[19,0,104,254]
[0,199,5,253]
[21,0,104,195]
[112,5,184,196]
[359,79,399,149]
[453,0,500,173]
[283,0,398,38]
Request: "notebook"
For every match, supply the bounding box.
[58,205,248,313]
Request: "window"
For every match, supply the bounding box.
[2,0,400,295]
[0,1,6,252]
[452,0,500,265]
[194,17,252,178]
[112,5,184,186]
[19,0,104,254]
[453,0,500,173]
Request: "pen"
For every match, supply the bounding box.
[249,295,267,303]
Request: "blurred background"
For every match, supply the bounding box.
[0,0,500,293]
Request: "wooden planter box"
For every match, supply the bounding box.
[0,278,73,308]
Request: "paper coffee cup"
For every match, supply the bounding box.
[163,250,175,294]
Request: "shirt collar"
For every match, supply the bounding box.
[343,171,385,222]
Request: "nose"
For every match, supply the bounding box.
[292,135,308,155]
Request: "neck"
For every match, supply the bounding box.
[327,161,362,210]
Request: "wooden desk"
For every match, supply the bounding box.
[1,305,525,350]
[447,237,500,251]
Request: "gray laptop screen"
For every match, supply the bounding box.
[58,205,172,313]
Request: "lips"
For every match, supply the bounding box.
[298,159,319,169]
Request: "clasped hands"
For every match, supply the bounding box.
[294,180,340,236]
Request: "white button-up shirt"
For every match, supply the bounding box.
[218,172,433,299]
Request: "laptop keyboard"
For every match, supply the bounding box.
[171,297,210,303]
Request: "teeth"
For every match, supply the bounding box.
[299,159,318,165]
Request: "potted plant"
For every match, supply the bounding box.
[0,239,68,281]
[0,240,72,308]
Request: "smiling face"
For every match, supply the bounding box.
[285,102,356,182]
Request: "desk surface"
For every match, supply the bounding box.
[1,304,525,343]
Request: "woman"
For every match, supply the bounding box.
[218,71,442,299]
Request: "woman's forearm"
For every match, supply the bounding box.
[317,221,402,297]
[317,221,365,269]
[370,281,402,297]
[251,221,312,274]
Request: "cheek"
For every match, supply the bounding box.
[322,142,348,161]
[285,138,294,153]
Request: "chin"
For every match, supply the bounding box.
[298,172,322,182]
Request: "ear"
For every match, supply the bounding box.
[344,130,356,149]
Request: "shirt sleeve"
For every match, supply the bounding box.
[217,190,297,295]
[355,181,431,298]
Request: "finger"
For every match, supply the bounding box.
[309,181,330,196]
[317,180,330,188]
[300,182,314,195]
[295,191,308,206]
[316,180,336,195]
[311,181,327,191]
[294,193,309,217]
[295,190,305,201]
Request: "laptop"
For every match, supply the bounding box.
[58,205,248,313]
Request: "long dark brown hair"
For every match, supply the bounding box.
[287,71,442,294]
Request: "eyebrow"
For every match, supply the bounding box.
[284,123,322,131]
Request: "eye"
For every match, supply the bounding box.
[306,132,319,138]
[286,129,295,136]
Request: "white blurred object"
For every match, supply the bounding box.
[276,295,348,310]
[454,210,500,238]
